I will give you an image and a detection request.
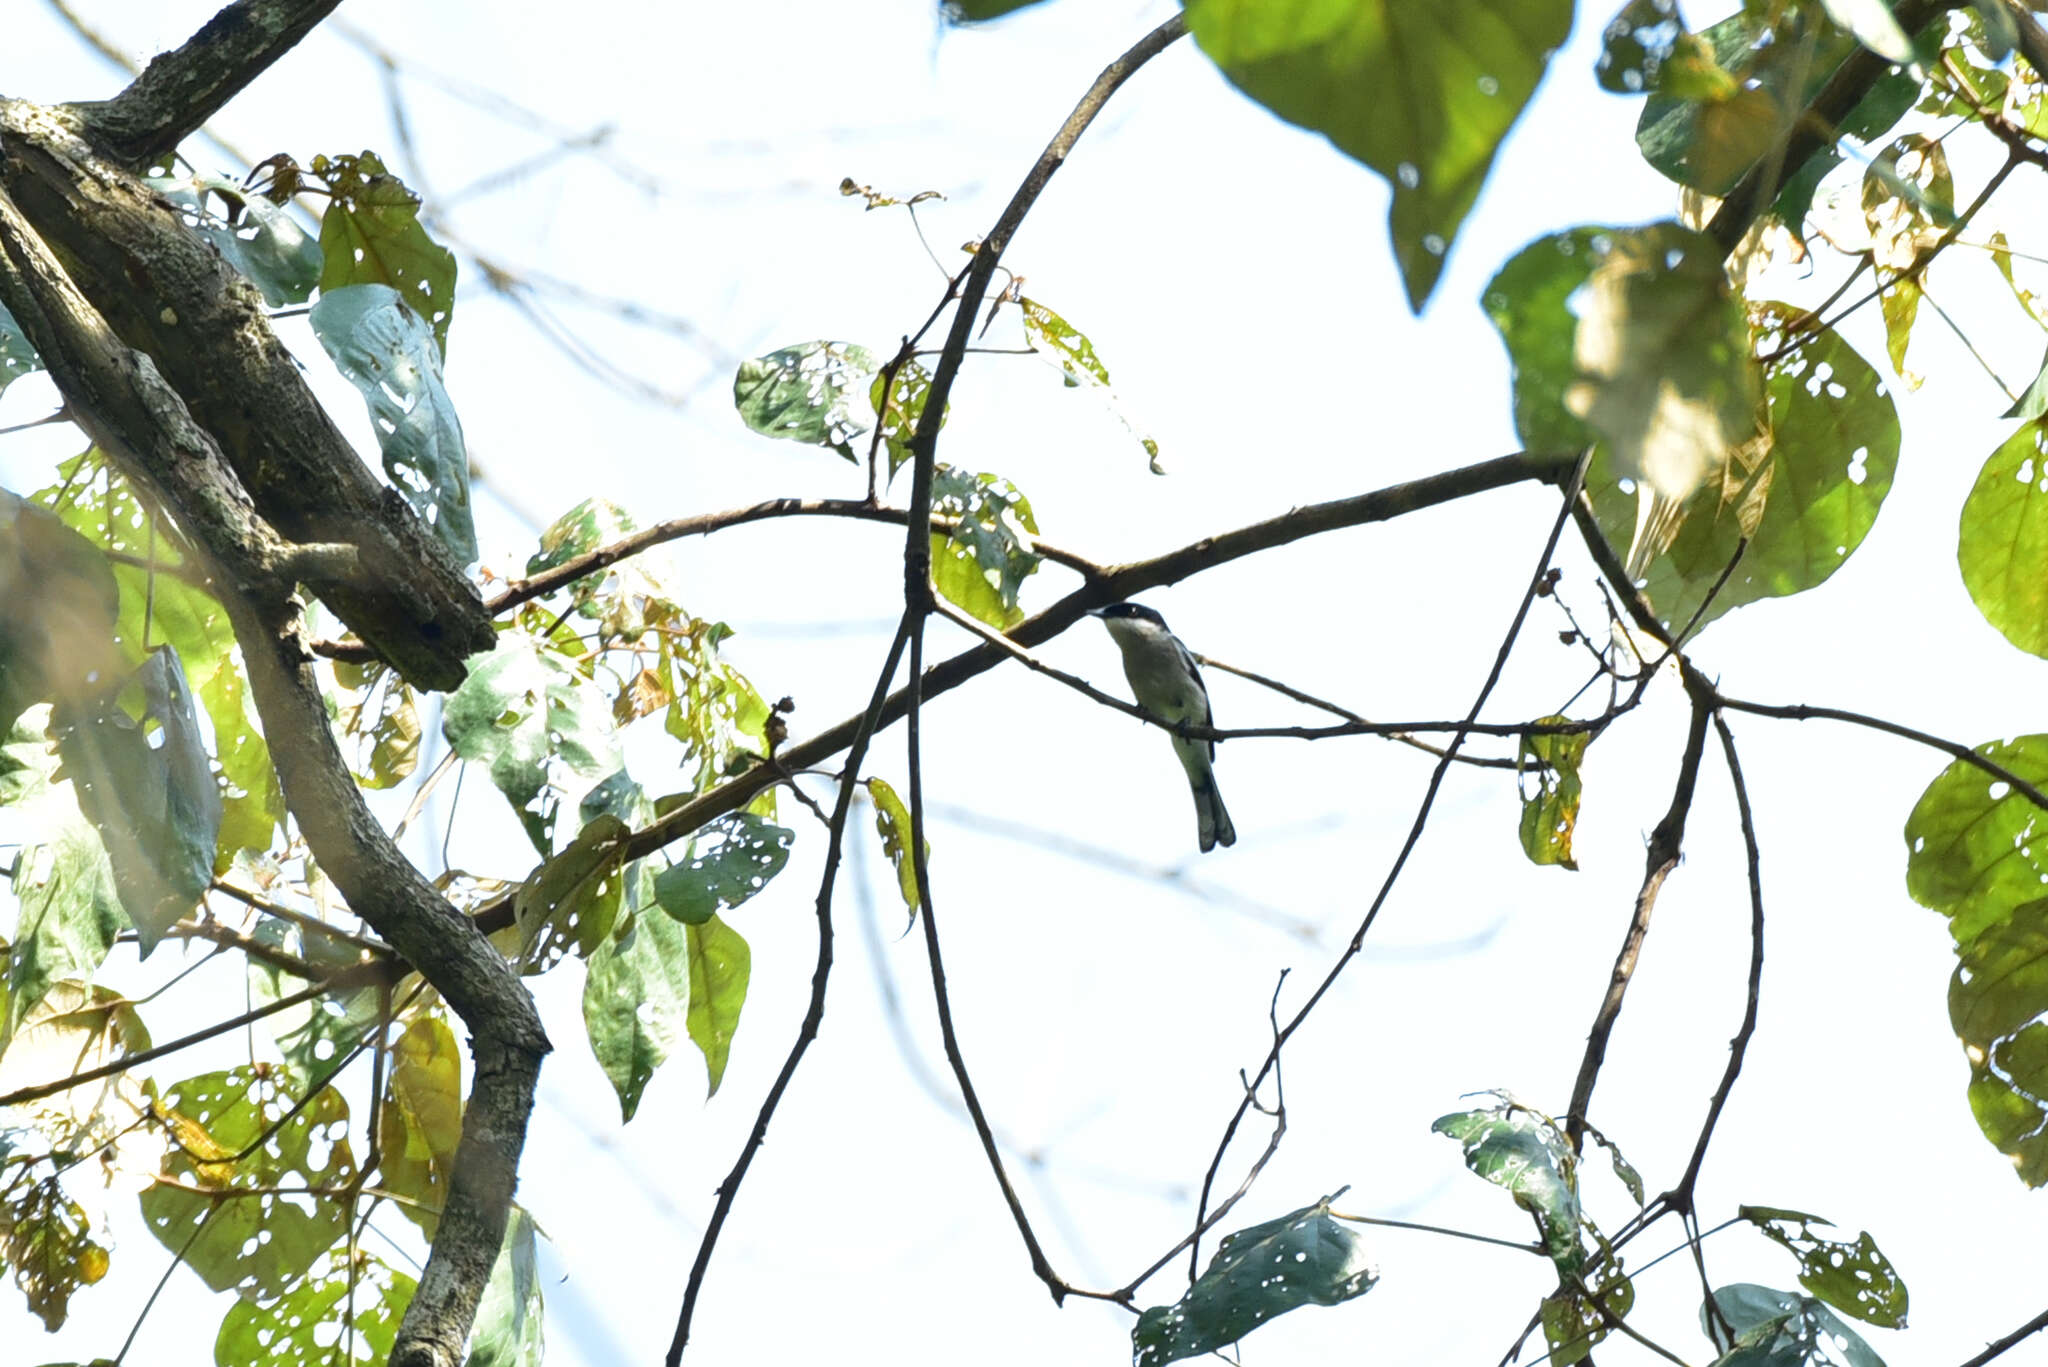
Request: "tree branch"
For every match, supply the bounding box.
[66,0,346,169]
[1959,1306,2048,1367]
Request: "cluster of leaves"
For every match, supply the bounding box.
[1131,1096,1908,1367]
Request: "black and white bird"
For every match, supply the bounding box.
[1091,601,1236,853]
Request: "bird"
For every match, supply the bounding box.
[1091,601,1236,852]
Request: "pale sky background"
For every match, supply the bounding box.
[3,2,2047,1365]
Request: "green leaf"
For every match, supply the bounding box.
[870,359,943,481]
[528,496,636,584]
[1484,226,1607,454]
[443,633,622,855]
[332,658,421,789]
[1819,0,1917,65]
[1739,1207,1908,1326]
[865,776,926,922]
[1583,312,1896,632]
[1595,0,1683,95]
[660,618,774,797]
[1948,896,2048,1186]
[140,1067,357,1297]
[214,1248,415,1367]
[1518,718,1587,870]
[4,732,128,1036]
[583,877,688,1118]
[1184,0,1571,311]
[1702,1284,1886,1367]
[0,981,150,1147]
[1132,1197,1377,1367]
[246,919,384,1089]
[148,174,322,307]
[378,1014,464,1238]
[0,487,122,739]
[315,151,457,354]
[309,283,476,564]
[468,1208,546,1367]
[53,648,222,954]
[1958,420,2048,656]
[732,341,880,460]
[651,812,793,926]
[1773,67,1920,229]
[1903,734,2048,942]
[1433,1100,1582,1271]
[513,814,630,970]
[685,913,750,1096]
[0,1178,110,1331]
[0,300,41,395]
[1543,1258,1636,1367]
[1564,222,1760,574]
[929,466,1041,629]
[1017,298,1161,469]
[1637,9,1859,195]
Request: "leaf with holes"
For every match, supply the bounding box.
[54,647,222,953]
[1903,734,2048,943]
[1581,312,1895,633]
[1702,1284,1886,1366]
[469,1207,545,1367]
[214,1247,416,1367]
[0,980,150,1149]
[378,1014,464,1238]
[443,632,622,855]
[733,341,880,460]
[514,814,631,970]
[1518,719,1586,870]
[526,497,643,618]
[246,919,384,1089]
[1595,0,1682,94]
[1542,1255,1635,1367]
[1958,421,2048,658]
[4,730,127,1036]
[150,173,322,307]
[315,151,457,353]
[652,812,792,926]
[929,466,1041,629]
[1740,1207,1908,1326]
[1018,297,1159,468]
[1184,0,1570,310]
[1434,1100,1583,1271]
[660,618,774,797]
[686,913,750,1096]
[583,872,686,1118]
[1132,1197,1377,1367]
[871,359,944,480]
[310,283,475,564]
[332,658,421,789]
[0,1178,110,1331]
[1948,897,2048,1187]
[139,1066,357,1297]
[865,776,926,923]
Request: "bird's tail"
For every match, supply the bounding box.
[1194,777,1236,853]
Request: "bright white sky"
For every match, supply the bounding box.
[4,2,2047,1365]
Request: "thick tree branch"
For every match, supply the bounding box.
[66,0,346,169]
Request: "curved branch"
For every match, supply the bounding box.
[67,0,345,168]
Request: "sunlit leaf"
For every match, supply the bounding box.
[332,658,422,789]
[443,633,622,855]
[1518,719,1587,870]
[468,1208,545,1367]
[733,341,880,460]
[583,875,686,1118]
[150,173,322,307]
[0,488,121,739]
[1433,1099,1582,1271]
[246,918,385,1089]
[866,776,926,922]
[1595,0,1683,95]
[651,812,792,926]
[214,1247,415,1367]
[929,466,1040,629]
[0,980,150,1149]
[685,913,750,1096]
[1903,733,2048,942]
[513,814,630,970]
[871,359,943,480]
[1184,0,1571,310]
[315,150,457,354]
[378,1014,464,1238]
[139,1067,357,1297]
[1702,1284,1886,1366]
[1819,0,1917,65]
[4,730,127,1036]
[54,647,222,953]
[1739,1206,1909,1326]
[1543,1257,1635,1366]
[1132,1197,1377,1367]
[1958,420,2048,657]
[0,1179,110,1331]
[1947,896,2048,1187]
[310,283,476,563]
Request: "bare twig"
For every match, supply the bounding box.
[1959,1306,2048,1367]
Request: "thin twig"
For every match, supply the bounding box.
[1958,1306,2048,1367]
